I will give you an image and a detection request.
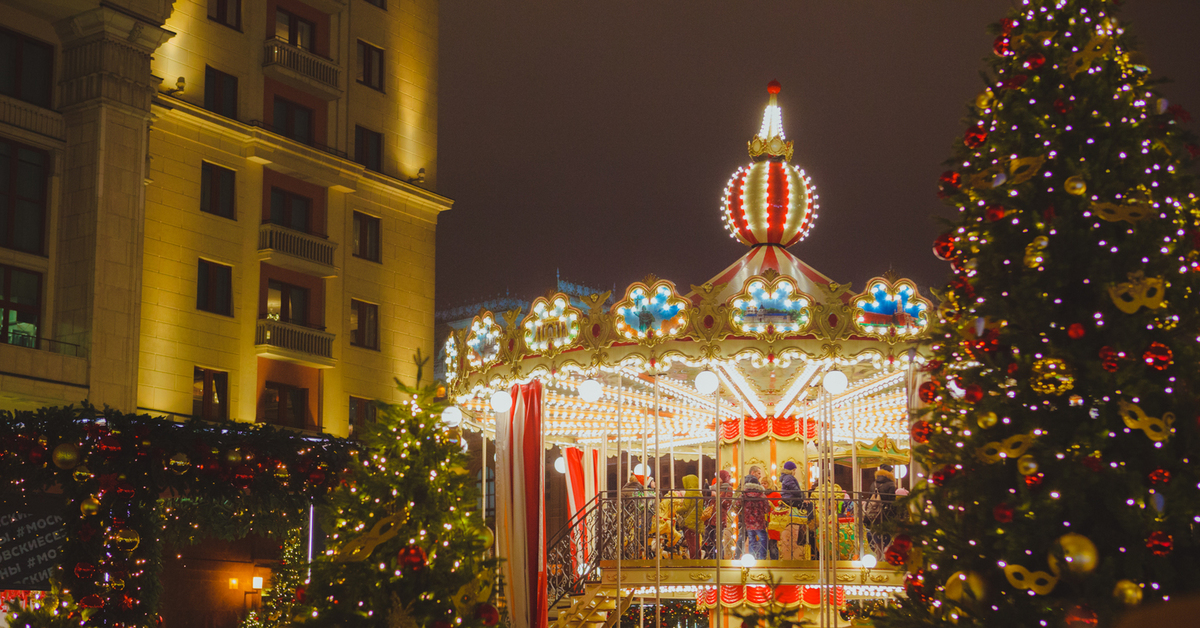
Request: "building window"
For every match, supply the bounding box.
[349,396,376,438]
[197,259,233,316]
[352,211,380,262]
[0,28,54,109]
[0,138,47,255]
[193,367,229,421]
[354,126,383,172]
[275,9,315,51]
[0,264,40,348]
[269,188,312,233]
[356,41,384,91]
[201,162,236,219]
[349,299,378,350]
[364,0,385,8]
[207,0,241,29]
[263,382,307,429]
[267,279,309,326]
[203,66,238,119]
[476,468,495,519]
[272,96,312,144]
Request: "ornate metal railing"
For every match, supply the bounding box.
[545,489,903,608]
[258,223,337,267]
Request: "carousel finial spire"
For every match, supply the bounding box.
[749,80,794,162]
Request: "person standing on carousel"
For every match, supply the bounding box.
[621,474,649,559]
[739,478,771,560]
[672,474,703,558]
[702,470,734,559]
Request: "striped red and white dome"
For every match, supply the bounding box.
[721,81,818,248]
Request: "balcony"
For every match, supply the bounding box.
[263,38,343,101]
[255,319,335,368]
[257,223,338,278]
[0,93,65,141]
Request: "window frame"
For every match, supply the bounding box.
[272,96,313,145]
[348,395,377,439]
[275,8,316,52]
[196,259,233,317]
[203,66,239,119]
[267,278,310,327]
[364,0,386,8]
[269,187,313,233]
[349,298,379,350]
[354,126,383,173]
[0,137,48,256]
[356,40,385,91]
[0,263,41,349]
[262,381,308,429]
[0,27,54,109]
[206,0,242,30]
[193,366,230,421]
[200,162,236,220]
[351,211,381,262]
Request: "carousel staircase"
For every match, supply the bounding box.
[550,585,632,628]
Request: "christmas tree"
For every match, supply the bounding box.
[303,362,496,628]
[241,531,306,628]
[881,1,1200,626]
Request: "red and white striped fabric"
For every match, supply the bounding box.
[495,381,547,628]
[564,447,601,571]
[686,245,846,306]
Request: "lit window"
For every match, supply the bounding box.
[0,264,40,348]
[266,279,309,327]
[207,0,240,29]
[193,367,229,421]
[350,299,378,350]
[262,381,308,429]
[276,9,315,51]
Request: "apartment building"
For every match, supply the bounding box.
[0,0,448,439]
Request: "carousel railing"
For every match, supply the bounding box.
[547,488,905,606]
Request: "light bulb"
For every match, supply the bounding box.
[441,406,463,427]
[554,457,567,474]
[695,370,719,395]
[896,465,908,479]
[739,553,757,568]
[490,390,512,414]
[860,554,877,569]
[822,369,848,394]
[578,379,602,403]
[633,463,648,477]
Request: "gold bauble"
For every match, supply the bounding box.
[1023,236,1050,269]
[1113,579,1143,606]
[944,570,987,604]
[1064,176,1087,196]
[275,463,290,481]
[73,465,94,483]
[1017,454,1039,476]
[80,496,101,516]
[479,526,495,549]
[168,453,191,475]
[224,448,243,465]
[976,90,996,110]
[1030,358,1075,395]
[109,528,140,552]
[976,412,999,429]
[52,443,81,469]
[1049,533,1099,575]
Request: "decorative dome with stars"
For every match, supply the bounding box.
[721,80,819,248]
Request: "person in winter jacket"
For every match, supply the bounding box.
[673,474,703,558]
[779,461,806,509]
[740,480,771,559]
[702,470,734,559]
[874,465,898,508]
[620,475,648,558]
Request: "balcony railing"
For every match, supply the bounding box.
[255,319,334,362]
[262,38,342,99]
[6,332,86,358]
[258,223,337,269]
[247,120,348,158]
[0,94,64,141]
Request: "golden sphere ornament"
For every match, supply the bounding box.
[109,528,140,552]
[1023,236,1050,269]
[976,412,999,429]
[1017,454,1039,476]
[73,465,94,483]
[976,90,996,110]
[1030,358,1075,395]
[224,448,243,466]
[52,443,81,469]
[80,496,101,516]
[944,570,987,604]
[168,453,191,475]
[1064,176,1087,196]
[1049,533,1099,575]
[1113,579,1143,606]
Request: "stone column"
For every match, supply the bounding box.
[53,6,173,411]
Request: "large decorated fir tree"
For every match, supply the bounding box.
[303,366,496,628]
[882,1,1200,626]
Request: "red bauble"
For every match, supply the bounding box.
[933,232,959,261]
[985,205,1007,222]
[475,603,500,627]
[1143,342,1173,370]
[885,535,912,565]
[1006,362,1020,375]
[79,594,105,609]
[1099,346,1122,373]
[930,466,955,487]
[1064,605,1098,627]
[1000,18,1020,34]
[307,469,327,486]
[964,125,989,149]
[29,444,47,466]
[993,503,1014,523]
[1001,75,1029,90]
[74,562,96,579]
[1022,53,1046,71]
[1024,472,1044,489]
[950,277,975,300]
[232,463,255,489]
[938,171,962,198]
[294,585,307,604]
[993,36,1013,57]
[904,570,930,604]
[963,384,984,403]
[398,545,427,570]
[113,482,136,501]
[918,381,942,404]
[95,435,122,460]
[1146,531,1173,556]
[1148,468,1171,485]
[911,421,933,444]
[1067,323,1086,339]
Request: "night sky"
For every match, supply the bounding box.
[435,1,1200,310]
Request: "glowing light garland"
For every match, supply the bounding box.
[522,296,581,353]
[465,314,501,369]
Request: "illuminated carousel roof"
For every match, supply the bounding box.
[443,82,932,453]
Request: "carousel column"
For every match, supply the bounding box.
[712,378,722,621]
[617,373,623,586]
[653,375,661,628]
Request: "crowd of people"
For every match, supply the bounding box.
[615,463,904,562]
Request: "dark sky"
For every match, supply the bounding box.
[435,1,1200,310]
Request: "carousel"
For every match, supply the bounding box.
[441,81,930,628]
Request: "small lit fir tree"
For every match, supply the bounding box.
[303,360,496,628]
[880,1,1200,627]
[241,531,306,628]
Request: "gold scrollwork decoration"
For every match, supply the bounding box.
[688,572,712,582]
